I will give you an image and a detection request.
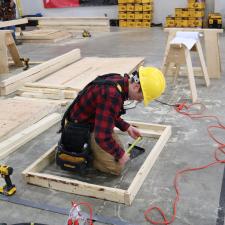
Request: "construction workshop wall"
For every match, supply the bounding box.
[20,0,216,24]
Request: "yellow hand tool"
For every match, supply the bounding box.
[0,165,16,196]
[126,136,145,159]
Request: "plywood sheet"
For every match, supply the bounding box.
[0,98,59,142]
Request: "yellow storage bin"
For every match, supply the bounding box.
[194,18,203,27]
[188,2,205,9]
[119,20,127,27]
[135,0,142,3]
[175,17,182,27]
[143,4,153,11]
[118,4,127,11]
[143,12,152,20]
[135,4,143,11]
[188,9,204,17]
[127,20,136,27]
[142,0,153,3]
[127,0,135,3]
[181,18,189,27]
[119,12,127,20]
[127,13,135,19]
[142,19,151,27]
[134,12,143,19]
[118,0,127,3]
[135,20,143,27]
[165,16,175,27]
[127,4,135,11]
[175,8,188,17]
[188,17,196,27]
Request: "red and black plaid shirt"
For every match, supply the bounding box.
[70,74,130,159]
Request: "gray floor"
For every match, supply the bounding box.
[0,27,225,225]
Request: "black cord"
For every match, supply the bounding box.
[155,99,177,107]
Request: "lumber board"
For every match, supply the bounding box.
[0,32,8,74]
[0,49,81,95]
[28,17,109,20]
[126,126,172,205]
[23,121,171,205]
[19,57,144,100]
[0,98,59,142]
[0,113,61,160]
[0,18,28,28]
[38,57,144,89]
[17,30,72,43]
[38,25,110,32]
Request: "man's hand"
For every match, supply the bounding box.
[118,152,130,166]
[127,125,141,139]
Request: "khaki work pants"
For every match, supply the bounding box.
[90,132,124,176]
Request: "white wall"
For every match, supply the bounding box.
[20,0,117,18]
[20,0,217,25]
[215,0,225,27]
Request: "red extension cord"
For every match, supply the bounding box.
[144,101,225,225]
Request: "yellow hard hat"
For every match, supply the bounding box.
[139,66,166,106]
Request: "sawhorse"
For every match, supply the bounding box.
[162,38,210,103]
[0,30,23,74]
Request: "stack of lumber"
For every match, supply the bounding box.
[17,56,145,100]
[16,30,72,43]
[0,49,81,96]
[28,17,110,32]
[0,97,62,160]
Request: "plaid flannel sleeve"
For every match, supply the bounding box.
[94,87,125,159]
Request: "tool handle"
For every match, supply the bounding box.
[126,136,142,155]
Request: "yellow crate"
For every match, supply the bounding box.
[118,4,127,11]
[143,3,153,11]
[165,16,175,27]
[119,12,127,20]
[188,8,204,17]
[175,17,182,27]
[127,0,135,3]
[118,0,127,3]
[142,0,153,3]
[127,13,135,19]
[134,12,143,19]
[188,2,205,9]
[135,0,142,3]
[134,4,143,11]
[143,12,152,20]
[175,8,188,17]
[175,8,182,17]
[194,18,203,27]
[119,20,127,27]
[188,17,196,27]
[135,20,143,27]
[142,19,151,27]
[188,0,195,3]
[127,20,136,27]
[127,4,135,11]
[181,18,189,27]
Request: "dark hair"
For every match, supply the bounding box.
[131,70,140,84]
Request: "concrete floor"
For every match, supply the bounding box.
[0,27,225,225]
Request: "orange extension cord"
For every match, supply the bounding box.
[144,101,225,225]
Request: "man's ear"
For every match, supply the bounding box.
[133,83,141,92]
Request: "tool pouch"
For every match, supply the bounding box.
[60,121,91,154]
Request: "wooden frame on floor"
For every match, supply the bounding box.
[22,121,171,205]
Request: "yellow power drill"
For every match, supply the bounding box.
[0,165,16,196]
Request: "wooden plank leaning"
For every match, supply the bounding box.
[23,121,171,205]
